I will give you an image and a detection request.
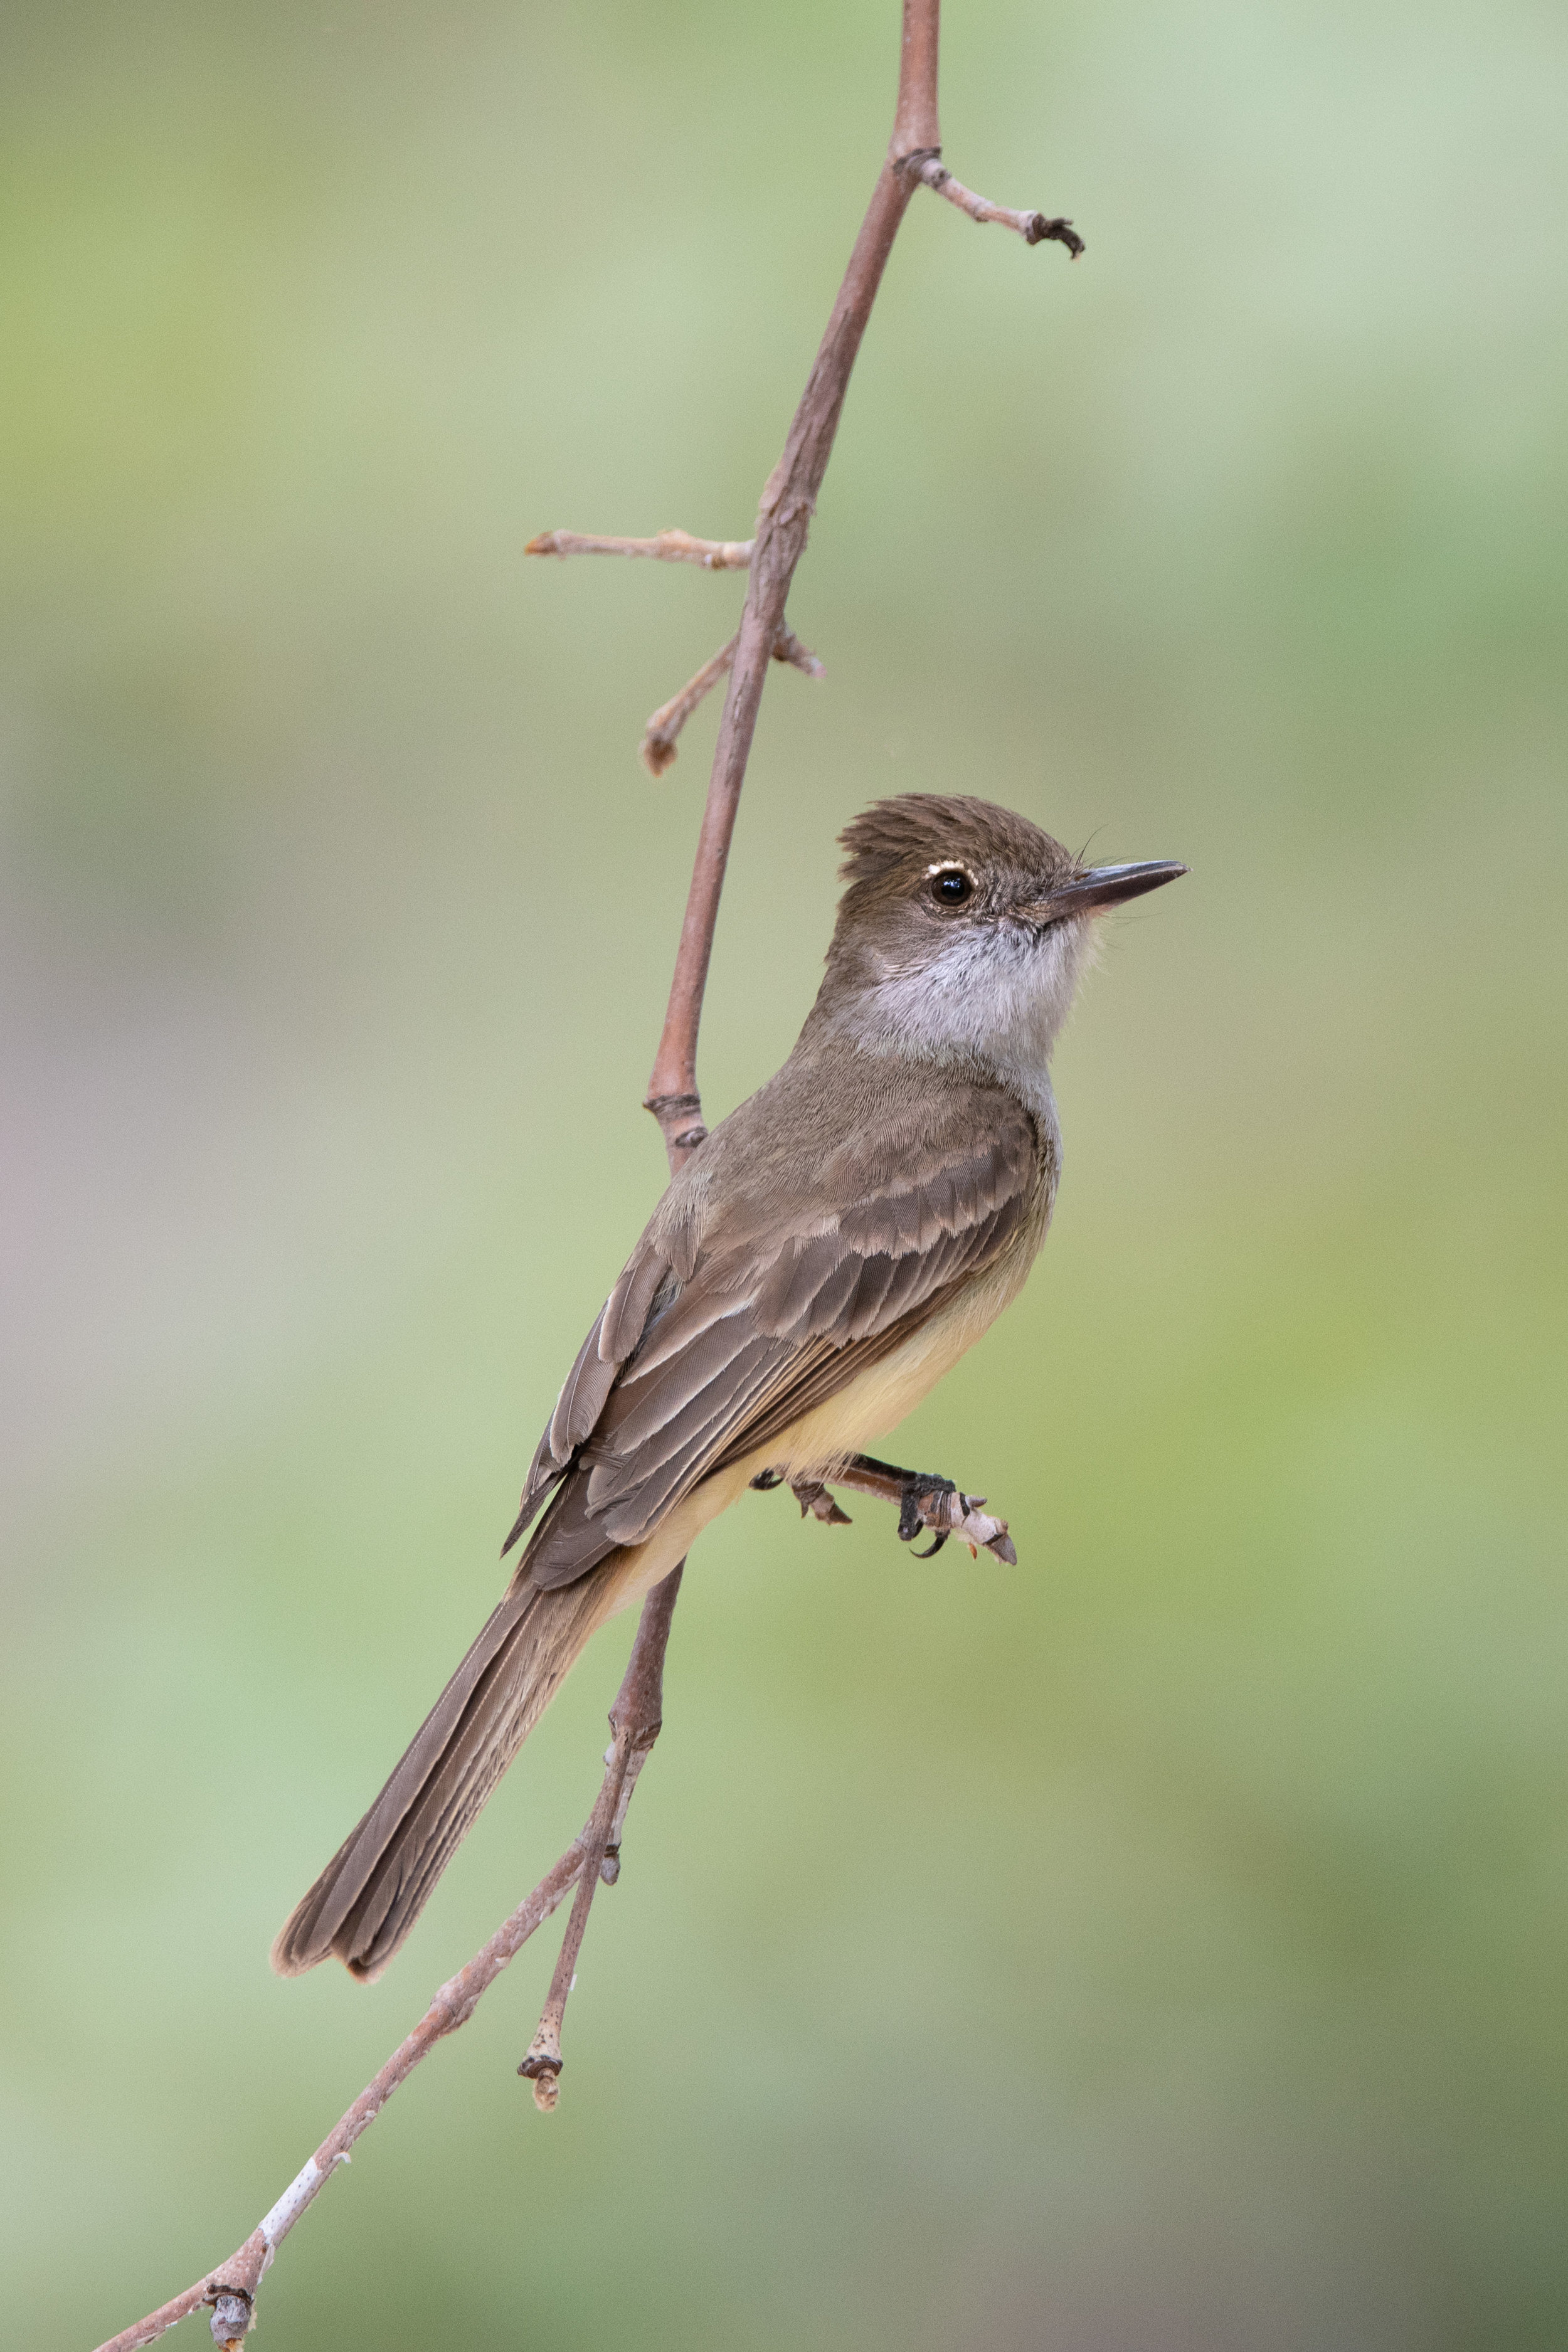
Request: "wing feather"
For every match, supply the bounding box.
[548,1307,613,1461]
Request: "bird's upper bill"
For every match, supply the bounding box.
[1022,859,1189,923]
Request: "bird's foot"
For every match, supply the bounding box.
[750,1468,853,1525]
[847,1454,1018,1564]
[792,1478,854,1525]
[903,1473,1017,1564]
[896,1471,959,1557]
[754,1456,1017,1565]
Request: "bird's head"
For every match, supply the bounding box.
[810,792,1185,1080]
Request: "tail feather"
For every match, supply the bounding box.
[270,1569,615,1983]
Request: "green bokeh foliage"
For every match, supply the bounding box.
[3,3,1564,2346]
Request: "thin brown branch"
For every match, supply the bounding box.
[93,1841,590,2351]
[526,527,753,570]
[641,625,824,779]
[640,0,939,1162]
[517,1563,682,2104]
[897,148,1084,253]
[97,3,1071,2341]
[93,1574,686,2352]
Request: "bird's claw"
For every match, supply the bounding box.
[898,1472,957,1546]
[896,1470,1015,1565]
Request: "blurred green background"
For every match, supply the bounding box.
[3,1,1565,2346]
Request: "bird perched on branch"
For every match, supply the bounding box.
[273,793,1184,1981]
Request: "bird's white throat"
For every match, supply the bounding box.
[825,914,1094,1123]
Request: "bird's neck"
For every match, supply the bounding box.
[795,1004,1061,1142]
[800,923,1086,1134]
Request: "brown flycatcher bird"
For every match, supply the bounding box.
[273,793,1184,1981]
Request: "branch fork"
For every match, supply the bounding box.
[525,529,824,775]
[641,623,824,777]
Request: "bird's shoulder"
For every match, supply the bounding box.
[674,1042,1052,1262]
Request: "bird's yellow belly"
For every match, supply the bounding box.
[598,1237,1037,1619]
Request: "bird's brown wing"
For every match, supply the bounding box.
[507,1092,1045,1592]
[273,1079,1046,1982]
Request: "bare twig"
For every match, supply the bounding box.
[641,625,824,778]
[896,147,1084,253]
[93,1573,685,2352]
[97,2,1069,2340]
[642,638,739,779]
[526,527,753,569]
[94,1843,588,2351]
[640,7,938,1163]
[517,1565,681,2103]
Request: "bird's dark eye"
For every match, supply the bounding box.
[929,866,973,908]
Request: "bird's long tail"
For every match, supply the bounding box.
[270,1569,618,1983]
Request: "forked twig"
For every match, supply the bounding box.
[641,625,824,777]
[91,1576,683,2352]
[93,3,1071,2341]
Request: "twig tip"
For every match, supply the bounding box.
[1025,214,1085,258]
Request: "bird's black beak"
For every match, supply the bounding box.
[1030,860,1188,921]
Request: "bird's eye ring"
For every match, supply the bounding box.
[928,865,973,909]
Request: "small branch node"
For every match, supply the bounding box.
[208,2294,253,2350]
[645,1089,709,1158]
[773,625,827,679]
[517,2023,566,2117]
